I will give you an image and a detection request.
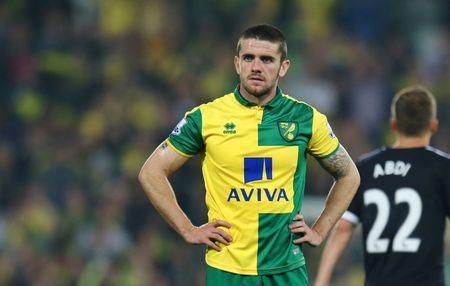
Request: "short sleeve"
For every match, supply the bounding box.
[343,189,362,225]
[167,107,204,157]
[307,108,339,158]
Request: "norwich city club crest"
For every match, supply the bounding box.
[278,121,298,142]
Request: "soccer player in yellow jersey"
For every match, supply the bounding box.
[139,24,360,286]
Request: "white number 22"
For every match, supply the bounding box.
[364,188,422,253]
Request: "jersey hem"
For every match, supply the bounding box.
[205,258,305,276]
[166,139,194,157]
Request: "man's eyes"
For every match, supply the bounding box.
[242,55,274,63]
[261,57,273,63]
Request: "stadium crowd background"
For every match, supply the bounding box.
[0,0,449,285]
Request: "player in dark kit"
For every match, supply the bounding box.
[315,85,450,286]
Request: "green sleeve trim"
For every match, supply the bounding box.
[167,107,204,156]
[316,143,340,159]
[166,139,193,157]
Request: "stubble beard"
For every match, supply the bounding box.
[242,75,279,98]
[241,67,281,98]
[242,83,272,98]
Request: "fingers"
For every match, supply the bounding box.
[208,220,232,248]
[293,236,308,244]
[293,214,304,221]
[293,232,321,246]
[290,218,322,246]
[212,220,232,228]
[290,226,306,233]
[289,214,318,246]
[199,220,233,251]
[213,228,233,243]
[210,233,229,245]
[289,220,306,230]
[205,240,222,251]
[289,215,307,232]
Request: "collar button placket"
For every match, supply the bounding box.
[256,106,263,123]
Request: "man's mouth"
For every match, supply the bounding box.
[249,76,264,82]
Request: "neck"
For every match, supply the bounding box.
[239,85,277,106]
[392,133,431,149]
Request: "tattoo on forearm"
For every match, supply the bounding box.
[161,142,168,149]
[319,145,352,180]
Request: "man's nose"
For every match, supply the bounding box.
[251,58,262,72]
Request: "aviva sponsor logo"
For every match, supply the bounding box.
[227,187,288,202]
[227,157,289,202]
[244,157,272,183]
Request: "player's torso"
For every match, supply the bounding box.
[199,92,313,274]
[201,94,312,215]
[357,148,447,286]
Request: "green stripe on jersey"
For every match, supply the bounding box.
[256,96,313,273]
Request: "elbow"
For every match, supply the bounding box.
[347,165,360,193]
[138,167,147,186]
[335,219,354,235]
[138,158,157,186]
[138,157,168,188]
[337,166,360,192]
[138,167,148,187]
[352,171,361,191]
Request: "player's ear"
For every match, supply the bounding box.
[429,118,439,133]
[278,59,290,77]
[390,119,398,131]
[234,55,241,75]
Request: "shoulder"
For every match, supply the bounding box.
[184,93,234,119]
[357,147,386,165]
[424,146,450,171]
[280,93,329,125]
[424,146,450,161]
[280,93,315,112]
[196,93,235,112]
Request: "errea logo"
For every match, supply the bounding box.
[223,122,237,134]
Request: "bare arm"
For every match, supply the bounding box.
[290,145,360,245]
[314,219,355,286]
[138,142,232,251]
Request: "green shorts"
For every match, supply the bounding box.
[205,265,309,286]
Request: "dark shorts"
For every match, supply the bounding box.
[205,265,309,286]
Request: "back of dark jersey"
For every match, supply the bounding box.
[345,147,450,286]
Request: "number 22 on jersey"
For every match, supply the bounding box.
[364,188,422,253]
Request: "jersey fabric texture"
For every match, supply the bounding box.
[167,87,339,275]
[343,147,450,286]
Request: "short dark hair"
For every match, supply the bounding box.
[236,24,287,61]
[391,85,437,136]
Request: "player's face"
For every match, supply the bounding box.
[234,39,290,98]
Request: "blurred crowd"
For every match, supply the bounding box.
[0,0,449,285]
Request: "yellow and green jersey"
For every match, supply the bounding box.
[167,87,339,275]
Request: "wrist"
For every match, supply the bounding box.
[312,226,325,242]
[180,223,196,240]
